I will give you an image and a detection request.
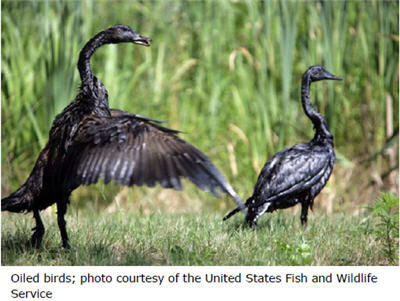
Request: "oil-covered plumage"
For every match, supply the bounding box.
[2,25,244,248]
[224,66,341,226]
[62,113,233,195]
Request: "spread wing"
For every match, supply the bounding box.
[252,143,333,206]
[60,113,243,206]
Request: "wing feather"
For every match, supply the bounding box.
[252,144,331,207]
[60,113,243,209]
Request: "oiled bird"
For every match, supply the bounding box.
[224,66,342,226]
[2,25,244,248]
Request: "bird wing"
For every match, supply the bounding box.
[60,114,241,203]
[110,108,166,124]
[252,144,332,206]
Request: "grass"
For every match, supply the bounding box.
[2,207,398,266]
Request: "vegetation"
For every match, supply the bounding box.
[365,193,399,264]
[1,1,398,265]
[2,208,397,266]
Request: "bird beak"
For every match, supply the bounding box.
[330,75,342,81]
[324,71,342,81]
[134,35,152,47]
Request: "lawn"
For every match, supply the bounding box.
[2,201,398,266]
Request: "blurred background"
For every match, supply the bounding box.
[1,0,398,216]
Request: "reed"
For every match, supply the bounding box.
[1,0,398,212]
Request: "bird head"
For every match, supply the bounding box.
[306,65,342,82]
[104,24,151,46]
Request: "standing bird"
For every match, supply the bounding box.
[224,66,342,226]
[2,25,244,248]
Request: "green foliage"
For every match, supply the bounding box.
[2,210,397,266]
[2,1,398,210]
[365,193,399,264]
[275,239,313,265]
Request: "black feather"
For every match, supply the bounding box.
[224,66,341,226]
[2,25,244,248]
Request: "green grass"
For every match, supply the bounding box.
[2,208,397,266]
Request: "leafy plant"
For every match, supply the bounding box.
[275,239,313,265]
[365,192,399,264]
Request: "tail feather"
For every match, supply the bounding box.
[223,196,252,221]
[223,207,241,221]
[1,185,32,212]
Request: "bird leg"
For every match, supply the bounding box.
[31,209,45,248]
[300,203,308,226]
[56,200,70,249]
[246,218,258,228]
[245,207,259,228]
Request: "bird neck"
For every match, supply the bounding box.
[78,31,107,88]
[77,76,110,117]
[301,75,333,143]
